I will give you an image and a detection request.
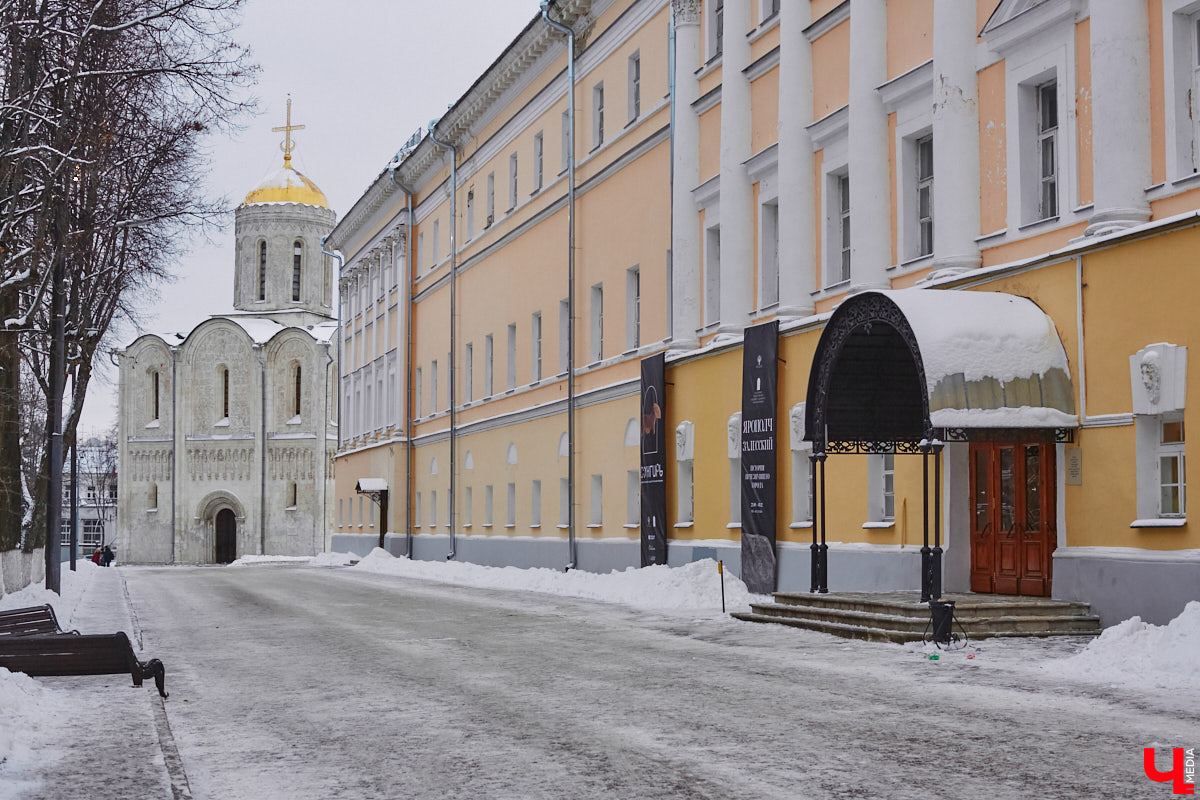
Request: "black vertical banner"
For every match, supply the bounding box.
[639,353,668,567]
[740,321,779,594]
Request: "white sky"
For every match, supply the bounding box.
[79,0,539,433]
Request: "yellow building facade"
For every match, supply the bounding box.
[330,0,1196,625]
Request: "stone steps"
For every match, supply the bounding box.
[732,591,1102,643]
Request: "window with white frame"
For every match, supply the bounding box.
[82,519,103,547]
[626,470,639,526]
[414,367,422,417]
[704,227,721,325]
[531,480,542,527]
[432,219,440,264]
[559,477,569,526]
[792,451,814,526]
[1165,4,1200,176]
[559,299,570,374]
[590,284,604,362]
[533,131,544,191]
[338,497,343,527]
[506,482,516,526]
[485,484,494,526]
[867,453,896,524]
[531,311,542,382]
[430,360,438,415]
[592,83,605,149]
[625,266,640,351]
[760,201,780,307]
[761,0,779,22]
[708,0,724,60]
[414,492,422,527]
[430,490,437,527]
[484,334,494,397]
[1036,80,1058,220]
[464,486,473,526]
[1158,416,1187,517]
[467,189,475,239]
[506,322,517,391]
[465,343,473,402]
[590,474,603,525]
[508,153,518,210]
[486,173,495,227]
[677,456,694,525]
[915,135,933,258]
[836,173,851,284]
[628,52,641,122]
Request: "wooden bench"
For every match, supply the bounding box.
[0,632,168,698]
[0,604,77,637]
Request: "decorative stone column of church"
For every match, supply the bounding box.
[718,0,754,333]
[848,0,890,291]
[931,0,982,272]
[1086,0,1151,237]
[670,0,701,349]
[776,0,816,319]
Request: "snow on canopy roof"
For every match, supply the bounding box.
[865,288,1076,429]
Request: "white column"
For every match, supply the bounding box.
[931,0,982,272]
[718,0,754,332]
[848,0,890,290]
[671,0,701,348]
[1087,0,1151,236]
[777,0,816,318]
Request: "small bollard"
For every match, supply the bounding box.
[718,560,726,613]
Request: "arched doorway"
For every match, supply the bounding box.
[215,508,237,564]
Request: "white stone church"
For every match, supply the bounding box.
[117,119,338,563]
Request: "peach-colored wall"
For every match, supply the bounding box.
[977,0,1001,36]
[812,20,850,120]
[750,65,780,155]
[812,0,844,22]
[887,0,933,80]
[1074,18,1093,208]
[699,106,721,183]
[978,61,1007,235]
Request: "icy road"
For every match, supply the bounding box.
[16,563,1200,799]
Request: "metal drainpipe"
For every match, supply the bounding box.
[255,344,266,555]
[541,0,577,570]
[404,193,415,558]
[170,345,178,562]
[320,341,333,555]
[320,235,344,550]
[427,127,458,561]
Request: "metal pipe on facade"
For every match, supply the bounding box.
[404,193,415,558]
[321,235,345,552]
[541,0,578,571]
[427,126,458,561]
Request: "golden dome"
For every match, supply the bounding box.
[242,155,330,208]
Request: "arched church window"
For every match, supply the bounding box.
[293,364,302,417]
[258,241,267,301]
[151,370,160,421]
[292,240,302,302]
[220,367,230,420]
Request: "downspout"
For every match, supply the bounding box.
[427,126,458,561]
[404,194,415,558]
[255,344,267,555]
[541,0,578,570]
[320,235,344,551]
[1075,255,1087,424]
[320,341,333,555]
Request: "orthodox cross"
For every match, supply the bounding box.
[273,96,305,166]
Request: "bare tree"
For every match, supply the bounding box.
[0,0,256,553]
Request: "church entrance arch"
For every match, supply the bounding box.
[215,509,237,564]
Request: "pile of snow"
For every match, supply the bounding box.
[1044,601,1200,691]
[352,549,766,614]
[310,551,356,567]
[0,560,100,625]
[228,555,313,567]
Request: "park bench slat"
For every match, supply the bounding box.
[0,632,167,698]
[0,604,77,637]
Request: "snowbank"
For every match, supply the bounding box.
[0,559,100,625]
[310,551,356,567]
[351,549,766,614]
[1044,601,1200,691]
[228,555,313,567]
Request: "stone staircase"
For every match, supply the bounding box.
[731,591,1103,643]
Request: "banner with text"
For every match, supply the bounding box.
[740,321,779,594]
[640,353,668,567]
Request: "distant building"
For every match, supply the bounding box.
[117,103,339,564]
[61,436,119,561]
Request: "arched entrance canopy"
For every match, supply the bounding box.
[804,289,1076,452]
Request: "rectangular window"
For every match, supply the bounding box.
[485,484,494,526]
[791,451,814,525]
[508,153,518,210]
[414,367,423,418]
[338,497,343,526]
[838,174,851,283]
[704,227,721,325]
[760,202,780,307]
[506,482,516,526]
[914,135,934,258]
[432,219,440,265]
[531,311,542,383]
[486,173,495,227]
[467,189,475,239]
[151,371,160,421]
[464,486,473,526]
[628,52,641,122]
[626,469,639,526]
[711,0,725,59]
[430,490,437,527]
[1160,418,1187,516]
[561,110,570,173]
[590,474,603,526]
[531,480,542,527]
[533,132,544,191]
[484,334,494,397]
[677,458,694,524]
[430,360,438,415]
[559,299,570,374]
[590,284,604,363]
[592,83,605,149]
[414,493,422,527]
[625,266,640,351]
[559,477,570,526]
[1037,81,1058,220]
[465,343,473,402]
[506,322,517,391]
[82,519,103,547]
[417,233,425,274]
[764,0,780,20]
[882,453,895,521]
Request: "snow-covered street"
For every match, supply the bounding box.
[3,557,1198,799]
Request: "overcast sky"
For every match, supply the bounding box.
[79,0,539,433]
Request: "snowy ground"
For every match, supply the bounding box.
[1,553,1197,798]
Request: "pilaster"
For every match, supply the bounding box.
[718,0,754,332]
[777,0,816,317]
[671,0,702,347]
[848,0,891,291]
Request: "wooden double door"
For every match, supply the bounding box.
[969,439,1056,596]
